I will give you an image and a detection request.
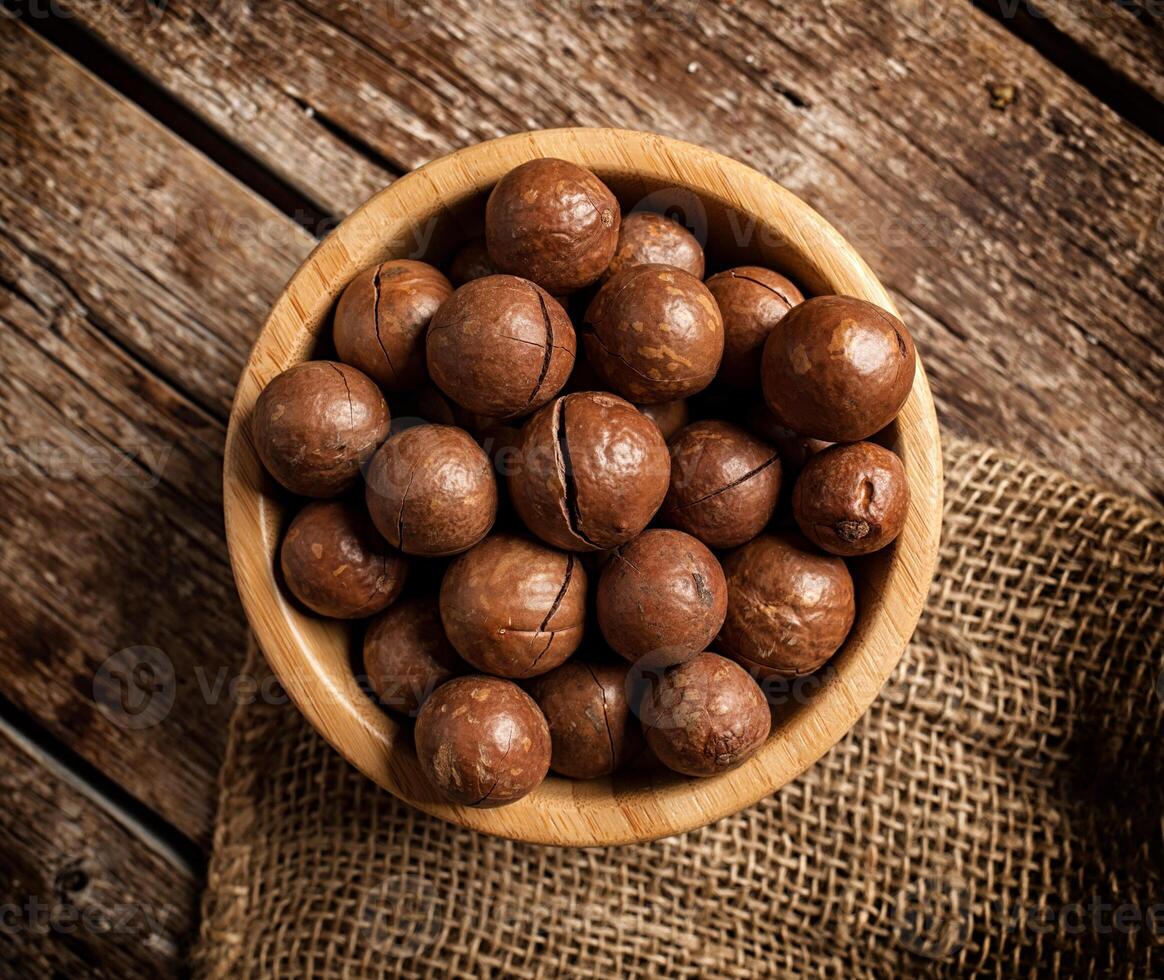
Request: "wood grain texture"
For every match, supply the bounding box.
[0,22,314,842]
[65,0,1164,501]
[0,721,197,978]
[223,128,943,846]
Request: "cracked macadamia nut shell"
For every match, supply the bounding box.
[638,652,770,777]
[530,660,638,779]
[706,266,803,388]
[583,264,723,403]
[792,441,910,556]
[508,391,670,551]
[439,533,587,678]
[761,295,916,442]
[597,529,727,665]
[638,399,689,442]
[253,361,390,498]
[415,675,551,806]
[426,275,576,420]
[333,259,452,392]
[719,531,855,678]
[279,498,408,619]
[364,424,496,558]
[602,211,704,283]
[364,596,465,717]
[662,421,782,549]
[485,158,620,294]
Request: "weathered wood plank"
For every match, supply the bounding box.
[64,0,1164,500]
[986,0,1164,108]
[0,719,198,978]
[0,22,314,842]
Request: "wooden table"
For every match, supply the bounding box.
[0,1,1160,974]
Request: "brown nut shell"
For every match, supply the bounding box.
[279,498,408,619]
[364,596,464,716]
[485,158,620,293]
[638,652,770,777]
[792,441,910,555]
[719,531,855,678]
[333,260,452,391]
[637,399,689,442]
[448,238,498,286]
[602,211,704,283]
[508,391,670,552]
[439,533,587,678]
[364,424,497,557]
[529,660,639,779]
[706,266,803,388]
[747,401,833,478]
[253,361,390,497]
[597,529,727,665]
[662,421,781,549]
[415,676,550,807]
[761,295,916,442]
[426,275,576,420]
[583,264,723,403]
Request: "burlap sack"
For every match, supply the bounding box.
[195,437,1163,979]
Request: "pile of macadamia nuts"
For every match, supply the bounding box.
[253,158,916,808]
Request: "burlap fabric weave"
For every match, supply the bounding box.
[195,437,1163,978]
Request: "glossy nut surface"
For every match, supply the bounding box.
[761,295,915,442]
[508,391,670,551]
[719,531,855,678]
[602,211,704,283]
[364,424,497,557]
[415,675,551,807]
[486,158,620,293]
[364,596,464,716]
[279,498,407,619]
[253,361,390,497]
[439,533,587,678]
[583,264,723,403]
[529,660,638,779]
[638,652,770,777]
[706,265,803,388]
[792,441,910,556]
[597,529,727,665]
[662,421,781,549]
[427,275,575,420]
[333,259,452,391]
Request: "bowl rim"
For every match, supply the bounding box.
[223,127,943,847]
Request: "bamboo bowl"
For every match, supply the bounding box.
[223,128,943,847]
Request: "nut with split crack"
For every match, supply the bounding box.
[508,391,670,552]
[705,265,803,388]
[253,360,390,498]
[280,498,408,619]
[365,424,497,558]
[333,259,452,392]
[719,531,855,679]
[426,275,575,420]
[662,420,781,549]
[415,675,550,806]
[439,533,587,679]
[529,659,639,779]
[583,263,723,403]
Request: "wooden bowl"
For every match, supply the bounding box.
[223,128,942,847]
